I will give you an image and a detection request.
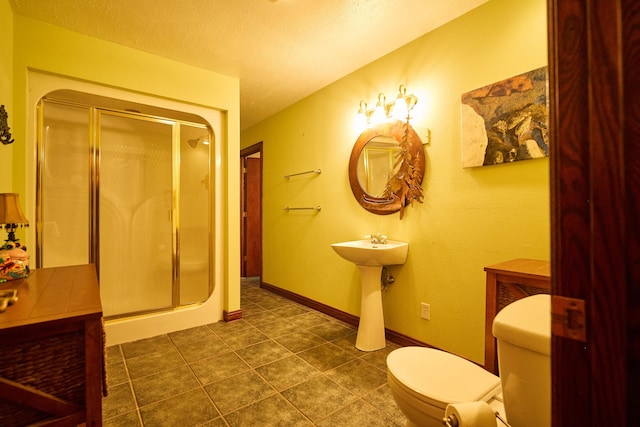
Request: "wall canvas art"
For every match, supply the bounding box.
[461,66,549,168]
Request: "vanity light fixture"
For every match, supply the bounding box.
[393,85,409,121]
[356,100,369,130]
[404,93,418,116]
[356,85,419,130]
[393,84,418,121]
[393,85,418,122]
[371,93,387,125]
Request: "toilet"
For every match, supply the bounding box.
[386,294,550,427]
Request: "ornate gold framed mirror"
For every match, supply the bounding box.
[348,120,425,218]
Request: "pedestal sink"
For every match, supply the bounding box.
[331,239,409,351]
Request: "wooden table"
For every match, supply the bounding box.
[0,264,103,426]
[484,259,550,374]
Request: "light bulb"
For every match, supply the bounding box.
[393,85,408,120]
[371,93,386,125]
[355,101,368,131]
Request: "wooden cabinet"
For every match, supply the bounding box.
[0,264,103,426]
[484,258,550,374]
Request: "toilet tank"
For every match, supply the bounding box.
[492,294,550,427]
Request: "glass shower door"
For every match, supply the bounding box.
[98,112,174,317]
[39,102,91,268]
[179,124,211,305]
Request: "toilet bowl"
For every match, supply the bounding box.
[387,294,550,427]
[386,347,502,427]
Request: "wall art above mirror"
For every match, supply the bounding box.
[348,120,425,219]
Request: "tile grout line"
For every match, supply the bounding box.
[104,280,404,426]
[167,333,228,424]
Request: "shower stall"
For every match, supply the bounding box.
[37,90,212,319]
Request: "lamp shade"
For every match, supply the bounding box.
[0,193,28,226]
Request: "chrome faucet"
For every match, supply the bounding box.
[366,233,387,244]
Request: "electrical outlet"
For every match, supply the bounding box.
[421,302,431,320]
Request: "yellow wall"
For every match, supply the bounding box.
[241,0,549,363]
[0,0,13,192]
[7,12,241,317]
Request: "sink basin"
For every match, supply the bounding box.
[331,239,409,351]
[331,239,408,267]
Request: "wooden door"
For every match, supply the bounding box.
[240,143,263,278]
[549,0,639,424]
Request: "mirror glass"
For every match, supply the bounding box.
[356,135,401,197]
[348,120,425,218]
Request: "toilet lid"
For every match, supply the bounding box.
[387,347,500,409]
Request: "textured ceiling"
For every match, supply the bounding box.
[10,0,488,129]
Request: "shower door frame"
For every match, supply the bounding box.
[95,108,178,316]
[36,97,213,319]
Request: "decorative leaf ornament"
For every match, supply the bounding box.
[382,121,425,219]
[0,105,14,145]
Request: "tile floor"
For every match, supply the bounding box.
[102,278,407,426]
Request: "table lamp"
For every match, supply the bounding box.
[0,193,29,248]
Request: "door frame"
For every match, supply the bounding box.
[240,142,263,279]
[549,0,639,424]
